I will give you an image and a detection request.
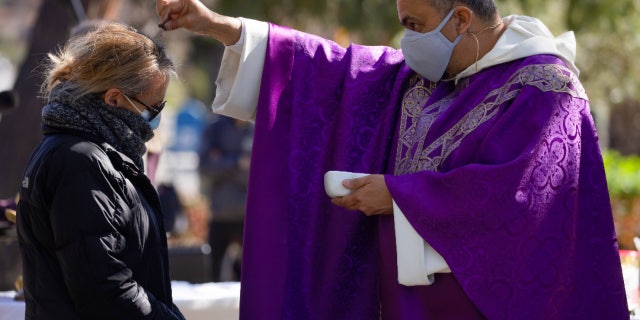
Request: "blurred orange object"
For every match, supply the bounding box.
[5,209,16,223]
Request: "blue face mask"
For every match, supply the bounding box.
[123,94,162,130]
[400,9,462,82]
[145,112,162,130]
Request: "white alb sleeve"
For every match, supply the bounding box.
[393,200,451,286]
[211,17,269,122]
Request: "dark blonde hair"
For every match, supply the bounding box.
[42,21,175,100]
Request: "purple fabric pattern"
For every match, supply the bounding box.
[240,23,409,319]
[384,56,629,319]
[240,23,629,320]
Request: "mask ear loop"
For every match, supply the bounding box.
[123,94,150,120]
[469,32,480,72]
[468,22,503,72]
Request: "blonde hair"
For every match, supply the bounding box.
[42,21,175,100]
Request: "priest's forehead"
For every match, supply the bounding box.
[397,0,447,30]
[427,0,456,13]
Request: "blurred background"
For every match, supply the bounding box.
[1,0,640,290]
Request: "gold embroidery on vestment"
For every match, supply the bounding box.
[394,64,587,175]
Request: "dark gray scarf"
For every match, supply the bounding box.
[42,83,154,169]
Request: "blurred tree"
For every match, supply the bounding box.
[0,0,82,198]
[0,0,131,198]
[217,0,401,45]
[572,0,640,153]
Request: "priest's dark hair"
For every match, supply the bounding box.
[429,0,498,22]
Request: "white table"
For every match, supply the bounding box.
[0,291,23,320]
[0,281,240,320]
[172,281,240,319]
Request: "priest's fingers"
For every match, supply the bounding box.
[342,175,387,194]
[156,0,242,46]
[342,174,379,192]
[156,0,206,33]
[330,196,356,211]
[331,193,393,216]
[332,175,393,216]
[157,0,186,31]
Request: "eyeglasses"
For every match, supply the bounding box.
[128,95,166,120]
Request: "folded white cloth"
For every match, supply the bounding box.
[393,201,450,286]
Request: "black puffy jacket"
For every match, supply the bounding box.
[17,128,185,320]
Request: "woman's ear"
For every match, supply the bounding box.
[453,6,473,34]
[103,88,122,107]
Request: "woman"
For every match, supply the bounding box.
[16,22,185,319]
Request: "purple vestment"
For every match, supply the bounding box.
[240,23,629,319]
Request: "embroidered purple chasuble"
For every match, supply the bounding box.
[240,23,628,319]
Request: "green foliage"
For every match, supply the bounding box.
[217,0,401,45]
[603,149,640,198]
[567,0,640,33]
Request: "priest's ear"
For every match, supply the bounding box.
[452,6,473,34]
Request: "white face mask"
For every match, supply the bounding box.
[123,94,162,130]
[400,9,462,82]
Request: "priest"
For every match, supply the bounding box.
[157,0,629,318]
